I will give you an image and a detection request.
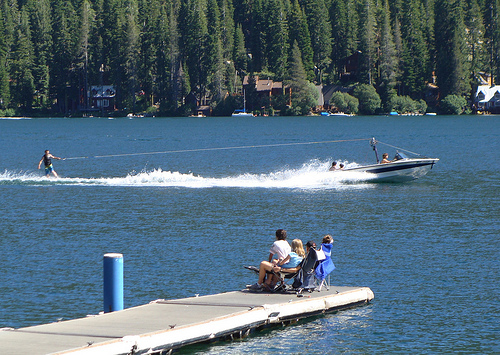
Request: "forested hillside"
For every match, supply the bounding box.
[0,0,499,116]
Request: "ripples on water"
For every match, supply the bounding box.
[0,116,498,353]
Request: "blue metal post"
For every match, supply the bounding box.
[103,253,124,313]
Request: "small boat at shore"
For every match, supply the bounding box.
[232,89,254,117]
[341,138,439,182]
[231,109,254,117]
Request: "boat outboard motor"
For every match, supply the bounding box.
[370,138,380,163]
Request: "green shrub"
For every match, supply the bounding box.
[388,96,428,114]
[330,91,359,114]
[440,95,468,115]
[352,84,381,114]
[0,108,16,117]
[345,94,359,114]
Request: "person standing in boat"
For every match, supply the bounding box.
[381,153,392,164]
[38,150,64,177]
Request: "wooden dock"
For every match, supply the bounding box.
[0,286,374,354]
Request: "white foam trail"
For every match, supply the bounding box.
[0,160,376,189]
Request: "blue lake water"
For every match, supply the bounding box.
[0,115,499,353]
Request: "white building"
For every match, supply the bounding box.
[474,85,500,113]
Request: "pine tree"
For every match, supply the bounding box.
[264,0,288,79]
[302,0,332,83]
[153,0,177,113]
[0,3,10,108]
[286,40,318,115]
[180,0,209,97]
[26,0,52,110]
[435,0,471,97]
[206,0,225,103]
[423,0,436,67]
[358,0,377,85]
[233,23,247,74]
[484,0,500,84]
[137,0,160,111]
[168,1,187,112]
[344,0,359,57]
[87,0,103,90]
[378,0,398,110]
[399,0,430,98]
[289,0,314,80]
[74,0,94,111]
[466,0,487,86]
[11,8,34,111]
[329,0,347,80]
[392,13,404,95]
[218,0,235,61]
[248,0,266,72]
[120,0,140,112]
[51,0,78,114]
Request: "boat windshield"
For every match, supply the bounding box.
[393,151,409,160]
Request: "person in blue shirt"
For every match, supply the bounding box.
[315,234,335,282]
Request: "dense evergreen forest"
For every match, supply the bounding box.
[0,0,499,116]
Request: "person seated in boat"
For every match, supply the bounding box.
[339,163,345,170]
[329,161,338,171]
[248,229,291,291]
[263,239,306,288]
[381,153,392,164]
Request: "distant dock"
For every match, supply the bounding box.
[0,286,374,354]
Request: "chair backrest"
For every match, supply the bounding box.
[301,248,319,273]
[292,249,319,289]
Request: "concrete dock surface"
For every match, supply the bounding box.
[0,286,374,355]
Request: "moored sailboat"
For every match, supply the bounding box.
[232,89,254,117]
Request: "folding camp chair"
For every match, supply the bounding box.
[244,264,299,293]
[289,248,320,293]
[314,248,335,291]
[316,274,331,291]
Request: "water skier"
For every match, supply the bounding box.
[38,150,64,177]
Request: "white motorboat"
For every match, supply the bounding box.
[341,138,439,182]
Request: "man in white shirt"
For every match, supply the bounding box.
[268,229,291,263]
[248,229,291,291]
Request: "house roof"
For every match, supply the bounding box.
[475,85,500,103]
[243,76,284,92]
[91,85,116,98]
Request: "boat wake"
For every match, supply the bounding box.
[0,160,376,189]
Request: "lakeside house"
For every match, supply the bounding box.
[474,85,500,113]
[243,76,291,109]
[90,85,116,112]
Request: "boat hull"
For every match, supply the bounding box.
[343,158,439,182]
[231,112,254,117]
